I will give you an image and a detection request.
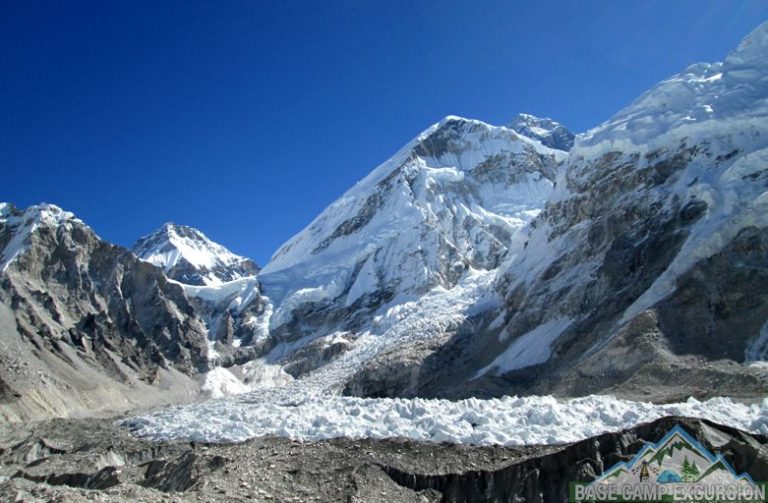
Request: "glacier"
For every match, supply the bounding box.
[122,394,768,446]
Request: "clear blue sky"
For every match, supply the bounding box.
[3,1,767,264]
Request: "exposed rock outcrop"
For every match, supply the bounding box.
[0,204,210,421]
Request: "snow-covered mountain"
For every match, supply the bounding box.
[132,223,258,286]
[391,20,768,400]
[131,223,267,371]
[3,21,768,421]
[256,116,566,372]
[195,21,768,401]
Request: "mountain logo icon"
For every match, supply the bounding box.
[571,424,766,501]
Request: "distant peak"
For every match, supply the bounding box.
[405,116,499,161]
[158,221,190,232]
[508,113,575,151]
[0,202,80,228]
[418,115,494,145]
[437,114,479,125]
[136,223,220,254]
[159,222,207,239]
[133,222,258,286]
[431,115,489,133]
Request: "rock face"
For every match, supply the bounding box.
[132,223,258,286]
[0,204,210,421]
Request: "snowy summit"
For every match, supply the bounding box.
[508,113,575,151]
[132,223,258,286]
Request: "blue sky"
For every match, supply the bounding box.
[3,1,767,264]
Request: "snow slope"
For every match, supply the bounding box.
[133,223,258,286]
[579,20,768,150]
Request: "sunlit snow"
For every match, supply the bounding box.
[122,394,768,446]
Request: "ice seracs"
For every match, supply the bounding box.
[122,393,768,446]
[132,222,258,286]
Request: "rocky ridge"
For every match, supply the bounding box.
[0,204,210,422]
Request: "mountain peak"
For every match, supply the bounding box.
[507,113,575,151]
[0,202,78,226]
[157,222,212,242]
[133,223,258,286]
[0,202,86,272]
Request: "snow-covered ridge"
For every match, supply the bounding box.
[578,21,768,152]
[133,223,258,286]
[0,202,82,271]
[264,116,566,274]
